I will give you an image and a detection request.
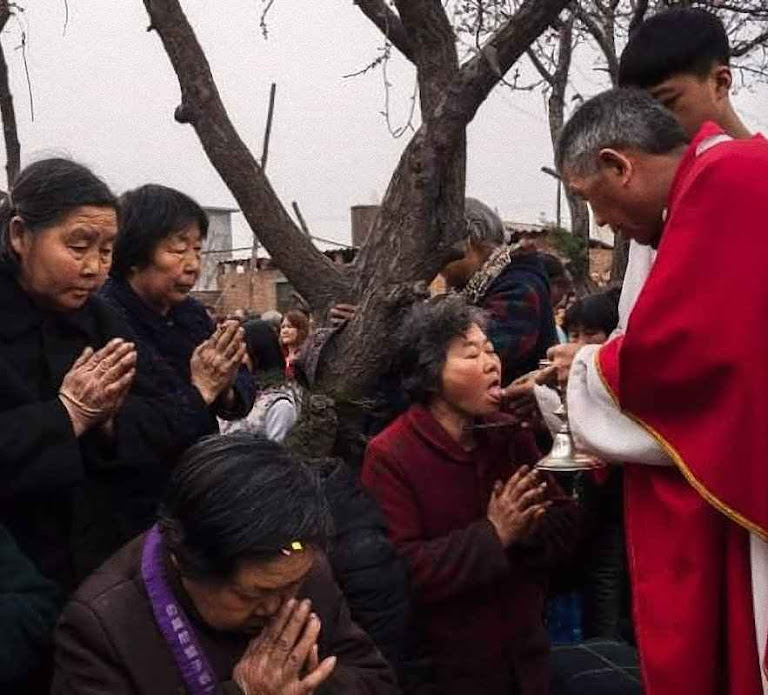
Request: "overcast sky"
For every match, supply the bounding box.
[7,1,768,253]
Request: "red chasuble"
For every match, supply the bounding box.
[597,122,768,695]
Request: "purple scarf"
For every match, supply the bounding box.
[141,525,218,695]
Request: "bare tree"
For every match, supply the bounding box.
[525,16,593,284]
[0,0,20,188]
[141,0,570,396]
[485,0,768,282]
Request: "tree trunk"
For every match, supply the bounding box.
[566,189,591,282]
[0,3,19,188]
[611,231,631,282]
[142,0,570,398]
[142,0,350,315]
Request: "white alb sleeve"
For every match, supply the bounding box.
[566,345,672,466]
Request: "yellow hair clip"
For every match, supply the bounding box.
[281,541,305,556]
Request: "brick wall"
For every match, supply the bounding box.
[216,261,287,315]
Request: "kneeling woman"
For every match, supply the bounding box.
[362,296,579,695]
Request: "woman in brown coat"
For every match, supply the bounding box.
[53,434,399,695]
[362,296,580,695]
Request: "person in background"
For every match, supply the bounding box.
[219,319,298,443]
[441,198,558,384]
[101,184,255,450]
[330,200,559,386]
[562,293,619,347]
[546,292,630,641]
[0,524,59,692]
[280,309,310,378]
[362,295,579,695]
[260,309,283,335]
[53,434,399,695]
[540,254,573,344]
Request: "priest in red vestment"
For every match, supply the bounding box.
[552,87,768,695]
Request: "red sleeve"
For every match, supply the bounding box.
[361,441,509,605]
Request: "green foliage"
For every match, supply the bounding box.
[546,226,588,281]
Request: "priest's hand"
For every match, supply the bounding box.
[233,598,336,695]
[487,466,551,548]
[59,339,137,437]
[546,343,582,385]
[501,366,557,427]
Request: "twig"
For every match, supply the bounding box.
[260,0,276,40]
[343,49,388,79]
[11,16,32,122]
[380,42,418,139]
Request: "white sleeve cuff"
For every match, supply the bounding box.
[566,345,672,466]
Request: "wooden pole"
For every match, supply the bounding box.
[261,82,277,171]
[292,201,311,237]
[253,82,277,260]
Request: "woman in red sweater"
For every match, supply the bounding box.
[362,295,579,695]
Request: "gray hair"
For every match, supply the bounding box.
[465,197,505,247]
[395,294,487,405]
[556,88,688,177]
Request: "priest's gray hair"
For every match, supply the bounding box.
[465,197,506,247]
[556,88,688,177]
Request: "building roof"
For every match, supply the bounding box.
[202,205,240,214]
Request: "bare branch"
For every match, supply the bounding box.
[354,0,415,63]
[573,4,619,84]
[430,0,570,148]
[343,47,388,78]
[0,0,19,186]
[142,0,349,311]
[731,28,768,58]
[381,48,419,138]
[527,45,555,85]
[259,0,276,39]
[393,0,458,116]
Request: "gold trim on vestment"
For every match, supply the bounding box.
[593,350,768,544]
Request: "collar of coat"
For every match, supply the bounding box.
[405,404,517,466]
[0,264,104,342]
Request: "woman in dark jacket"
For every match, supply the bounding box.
[362,295,580,695]
[100,184,254,444]
[0,159,203,595]
[53,435,398,695]
[0,524,59,691]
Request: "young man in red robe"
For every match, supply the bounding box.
[552,87,768,695]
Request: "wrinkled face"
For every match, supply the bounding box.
[565,156,666,247]
[128,223,203,315]
[183,548,315,635]
[11,205,117,312]
[280,319,299,348]
[568,324,608,346]
[437,323,503,417]
[648,67,729,139]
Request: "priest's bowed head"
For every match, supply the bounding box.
[556,88,689,249]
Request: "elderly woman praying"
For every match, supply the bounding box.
[101,184,255,447]
[362,295,580,695]
[0,159,219,607]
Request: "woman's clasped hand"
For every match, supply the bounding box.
[190,319,247,405]
[58,338,137,436]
